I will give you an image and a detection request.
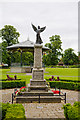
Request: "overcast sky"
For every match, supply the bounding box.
[0,0,79,54]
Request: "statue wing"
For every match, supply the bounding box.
[40,26,46,32]
[31,24,37,32]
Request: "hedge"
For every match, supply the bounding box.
[0,80,26,89]
[49,81,80,91]
[46,78,79,83]
[63,102,80,120]
[1,103,26,120]
[1,103,10,120]
[60,79,79,83]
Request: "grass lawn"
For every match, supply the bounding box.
[44,68,79,81]
[0,68,79,85]
[0,69,32,84]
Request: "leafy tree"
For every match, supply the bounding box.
[22,52,34,66]
[43,35,62,65]
[78,51,80,64]
[1,25,20,46]
[0,43,2,63]
[1,41,10,65]
[11,51,34,66]
[63,48,79,65]
[0,25,20,66]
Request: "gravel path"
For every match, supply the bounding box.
[0,89,80,119]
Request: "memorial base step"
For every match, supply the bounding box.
[16,96,61,103]
[28,85,48,92]
[30,80,47,86]
[21,91,54,96]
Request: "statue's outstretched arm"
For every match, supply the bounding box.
[31,23,37,32]
[40,26,46,32]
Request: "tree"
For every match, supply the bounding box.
[63,48,79,65]
[43,35,62,65]
[10,51,34,66]
[0,25,20,66]
[78,51,80,64]
[1,25,20,46]
[22,52,34,65]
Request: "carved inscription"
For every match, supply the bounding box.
[33,71,44,80]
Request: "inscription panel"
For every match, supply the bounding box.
[33,71,44,80]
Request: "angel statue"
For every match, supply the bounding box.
[31,23,46,44]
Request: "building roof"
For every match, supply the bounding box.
[7,39,49,52]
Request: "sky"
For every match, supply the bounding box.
[0,0,79,55]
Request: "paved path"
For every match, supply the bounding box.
[0,89,79,119]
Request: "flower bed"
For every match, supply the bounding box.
[15,86,26,96]
[48,76,60,81]
[52,90,60,94]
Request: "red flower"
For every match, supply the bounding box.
[15,90,18,94]
[52,90,60,94]
[52,76,54,79]
[20,86,26,90]
[49,78,53,81]
[57,76,60,81]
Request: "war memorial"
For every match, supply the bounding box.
[10,24,62,103]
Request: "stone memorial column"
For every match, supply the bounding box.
[32,44,44,81]
[34,44,42,68]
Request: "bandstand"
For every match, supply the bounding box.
[7,38,49,73]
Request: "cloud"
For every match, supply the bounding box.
[0,1,78,54]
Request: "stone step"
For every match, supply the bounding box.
[28,85,48,91]
[29,85,47,88]
[30,80,47,86]
[16,96,61,103]
[30,80,46,81]
[31,79,44,81]
[28,90,48,92]
[21,92,53,96]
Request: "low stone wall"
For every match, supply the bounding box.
[10,66,32,73]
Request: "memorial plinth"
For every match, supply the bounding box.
[28,44,48,92]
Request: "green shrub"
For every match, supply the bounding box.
[4,104,26,120]
[63,103,71,120]
[73,101,80,107]
[49,81,80,91]
[63,102,80,120]
[1,103,26,120]
[1,80,26,89]
[2,103,10,120]
[68,65,80,68]
[59,79,79,83]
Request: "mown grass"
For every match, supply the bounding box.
[0,69,31,84]
[44,68,78,76]
[44,68,79,81]
[0,68,79,85]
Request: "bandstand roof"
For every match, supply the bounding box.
[7,39,49,52]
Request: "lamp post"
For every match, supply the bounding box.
[17,48,23,67]
[21,50,22,67]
